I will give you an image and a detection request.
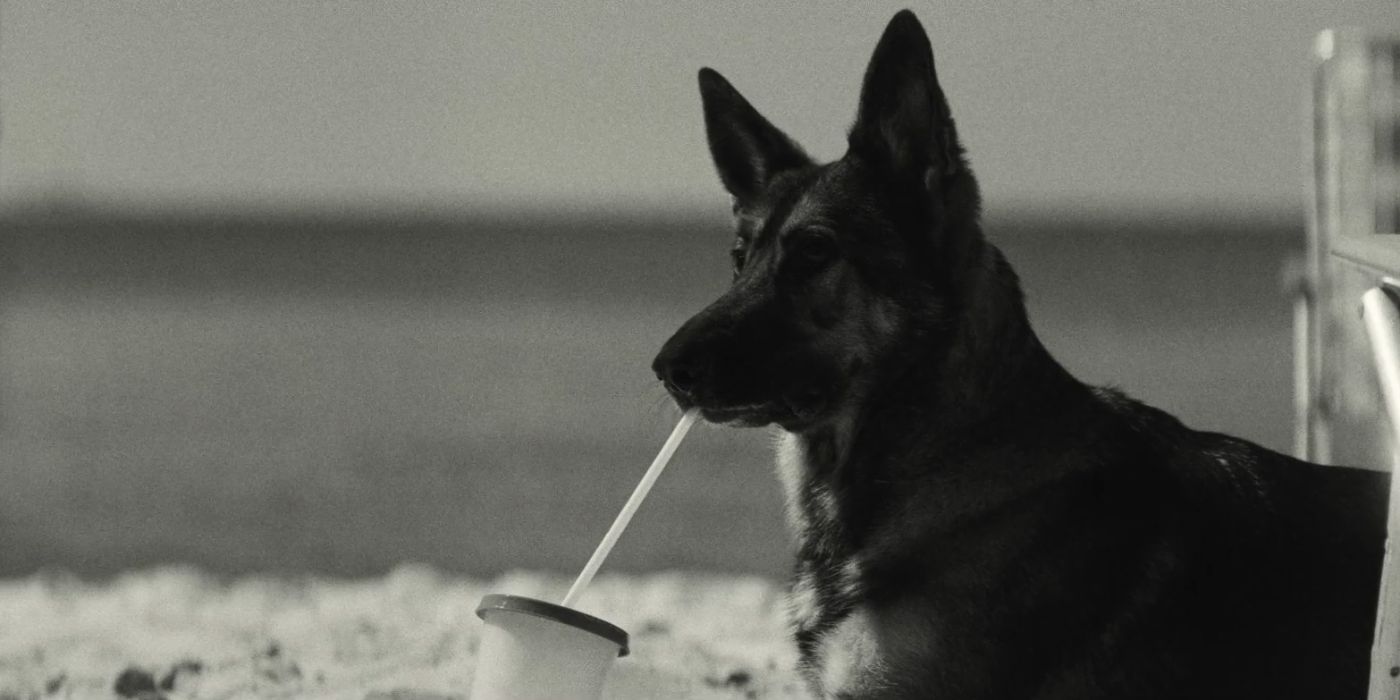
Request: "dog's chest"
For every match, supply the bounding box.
[789,569,892,697]
[811,606,888,696]
[775,432,885,694]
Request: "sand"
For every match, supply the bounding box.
[0,566,809,699]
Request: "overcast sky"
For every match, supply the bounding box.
[1,2,1396,214]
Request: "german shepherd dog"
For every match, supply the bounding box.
[652,9,1389,699]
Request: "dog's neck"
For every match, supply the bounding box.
[783,234,1096,554]
[803,236,1082,453]
[904,237,1081,431]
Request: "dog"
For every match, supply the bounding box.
[651,9,1389,699]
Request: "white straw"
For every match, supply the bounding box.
[561,409,699,608]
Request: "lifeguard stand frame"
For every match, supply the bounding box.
[1303,29,1400,700]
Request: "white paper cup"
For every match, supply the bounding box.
[471,594,629,700]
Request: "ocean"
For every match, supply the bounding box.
[0,205,1302,578]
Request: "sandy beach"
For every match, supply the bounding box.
[0,566,808,698]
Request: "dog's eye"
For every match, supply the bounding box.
[785,232,837,269]
[730,246,748,276]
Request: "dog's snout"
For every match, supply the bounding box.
[654,292,759,408]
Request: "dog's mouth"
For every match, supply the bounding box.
[671,385,832,430]
[655,344,858,431]
[696,403,783,427]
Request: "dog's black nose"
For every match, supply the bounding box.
[664,360,704,395]
[652,351,708,402]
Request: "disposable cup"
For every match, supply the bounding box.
[471,594,629,700]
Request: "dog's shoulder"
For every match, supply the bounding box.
[1091,385,1387,549]
[1083,386,1385,696]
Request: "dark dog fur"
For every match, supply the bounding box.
[651,10,1389,699]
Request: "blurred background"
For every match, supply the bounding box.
[1,2,1397,580]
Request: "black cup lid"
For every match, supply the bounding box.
[476,594,629,657]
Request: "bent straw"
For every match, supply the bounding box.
[562,409,700,608]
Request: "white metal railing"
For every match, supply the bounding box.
[1307,30,1400,698]
[1366,283,1400,700]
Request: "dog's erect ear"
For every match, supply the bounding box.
[699,67,812,203]
[848,10,965,187]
